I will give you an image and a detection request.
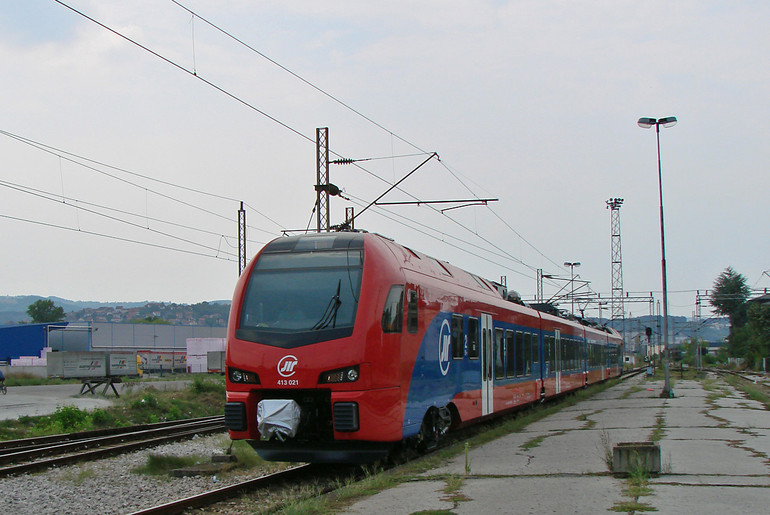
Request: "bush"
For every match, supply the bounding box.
[91,408,116,428]
[190,374,225,394]
[52,405,89,432]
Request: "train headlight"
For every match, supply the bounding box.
[319,365,360,384]
[228,367,260,384]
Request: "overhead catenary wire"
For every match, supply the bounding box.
[50,0,589,294]
[165,0,567,277]
[0,178,269,249]
[0,179,239,258]
[0,129,283,235]
[168,0,431,157]
[0,212,236,262]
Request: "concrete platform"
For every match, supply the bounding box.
[0,380,191,420]
[341,373,770,514]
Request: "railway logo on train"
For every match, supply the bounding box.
[277,355,298,378]
[438,319,451,376]
[224,231,623,463]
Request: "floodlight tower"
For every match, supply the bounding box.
[606,198,625,328]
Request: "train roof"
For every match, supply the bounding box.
[264,231,620,337]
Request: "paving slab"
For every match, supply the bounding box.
[342,480,454,514]
[452,475,624,515]
[650,484,770,515]
[709,407,770,429]
[341,373,770,515]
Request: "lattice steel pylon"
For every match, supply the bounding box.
[606,198,625,322]
[238,201,246,276]
[316,127,330,232]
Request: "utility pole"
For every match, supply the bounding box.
[316,127,330,232]
[536,269,544,303]
[607,198,625,335]
[564,262,581,315]
[238,201,246,275]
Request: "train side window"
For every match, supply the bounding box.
[494,329,505,379]
[505,330,515,378]
[381,285,404,333]
[524,332,532,375]
[407,289,418,334]
[468,317,479,359]
[451,315,464,359]
[531,332,539,369]
[515,331,525,376]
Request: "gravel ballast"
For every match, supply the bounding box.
[4,433,258,515]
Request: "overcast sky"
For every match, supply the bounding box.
[1,1,768,318]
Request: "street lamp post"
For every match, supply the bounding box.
[638,116,677,398]
[564,261,581,315]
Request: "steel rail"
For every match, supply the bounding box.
[127,464,316,515]
[0,420,225,477]
[0,415,223,452]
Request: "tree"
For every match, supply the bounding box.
[130,316,171,325]
[26,299,65,323]
[710,267,750,330]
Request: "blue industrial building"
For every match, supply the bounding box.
[0,322,71,362]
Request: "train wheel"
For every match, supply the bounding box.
[415,407,452,453]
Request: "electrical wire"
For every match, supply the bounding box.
[0,128,282,235]
[0,179,238,258]
[51,0,590,294]
[168,0,432,156]
[0,177,268,248]
[0,212,235,262]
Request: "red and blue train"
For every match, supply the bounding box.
[224,231,623,462]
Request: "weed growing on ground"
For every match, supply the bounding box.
[60,466,97,485]
[132,454,205,476]
[520,433,548,450]
[650,414,666,442]
[442,474,471,505]
[722,374,770,409]
[611,451,657,512]
[599,428,613,471]
[0,376,226,440]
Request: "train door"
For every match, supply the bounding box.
[480,313,494,416]
[554,329,562,394]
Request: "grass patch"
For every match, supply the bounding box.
[610,500,658,512]
[611,451,657,512]
[133,453,204,476]
[599,429,613,471]
[650,414,666,442]
[722,374,770,409]
[619,385,645,399]
[0,375,226,440]
[575,410,600,429]
[3,372,81,387]
[520,433,549,450]
[60,466,97,485]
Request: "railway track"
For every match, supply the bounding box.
[131,373,640,514]
[0,415,225,477]
[127,463,319,515]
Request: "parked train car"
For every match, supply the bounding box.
[225,231,622,462]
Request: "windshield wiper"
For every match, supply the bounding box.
[311,280,342,330]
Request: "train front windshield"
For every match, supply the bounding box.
[237,249,363,347]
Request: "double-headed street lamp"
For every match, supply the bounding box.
[564,261,581,315]
[638,116,677,398]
